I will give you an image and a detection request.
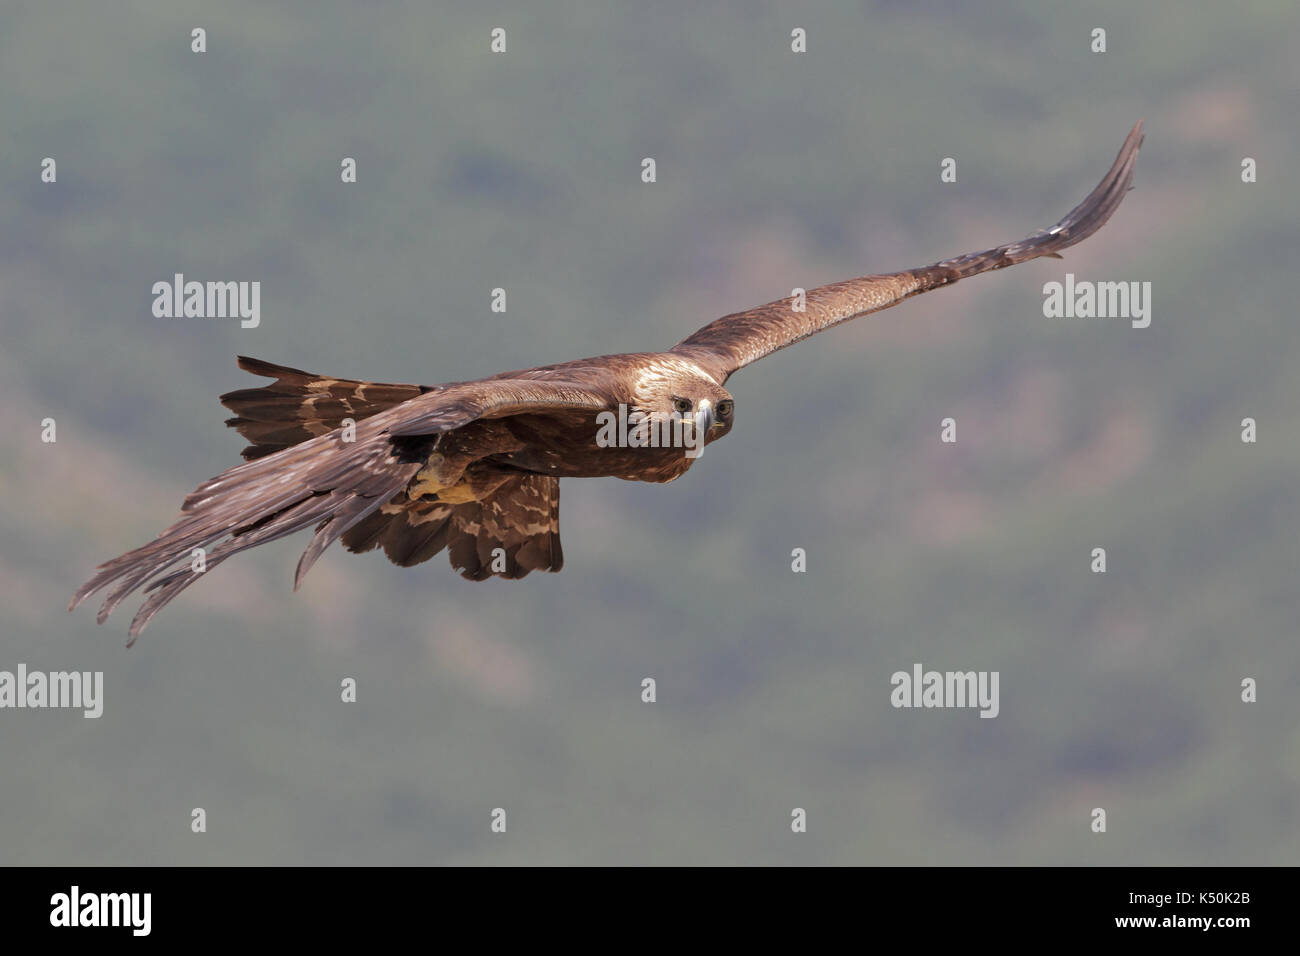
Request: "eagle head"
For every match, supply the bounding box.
[629,356,735,452]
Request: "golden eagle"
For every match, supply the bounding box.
[72,122,1143,642]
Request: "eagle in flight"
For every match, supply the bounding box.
[72,122,1143,642]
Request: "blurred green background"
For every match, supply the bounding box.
[3,0,1298,864]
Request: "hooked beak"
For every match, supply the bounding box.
[693,400,716,437]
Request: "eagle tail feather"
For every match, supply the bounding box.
[220,355,429,460]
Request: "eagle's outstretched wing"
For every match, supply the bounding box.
[672,120,1144,383]
[70,369,609,642]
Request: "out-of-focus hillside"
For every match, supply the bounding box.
[2,1,1298,864]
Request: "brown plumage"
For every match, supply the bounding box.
[71,122,1143,642]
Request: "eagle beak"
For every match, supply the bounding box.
[694,400,716,436]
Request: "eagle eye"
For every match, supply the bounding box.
[672,397,693,414]
[716,400,734,418]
